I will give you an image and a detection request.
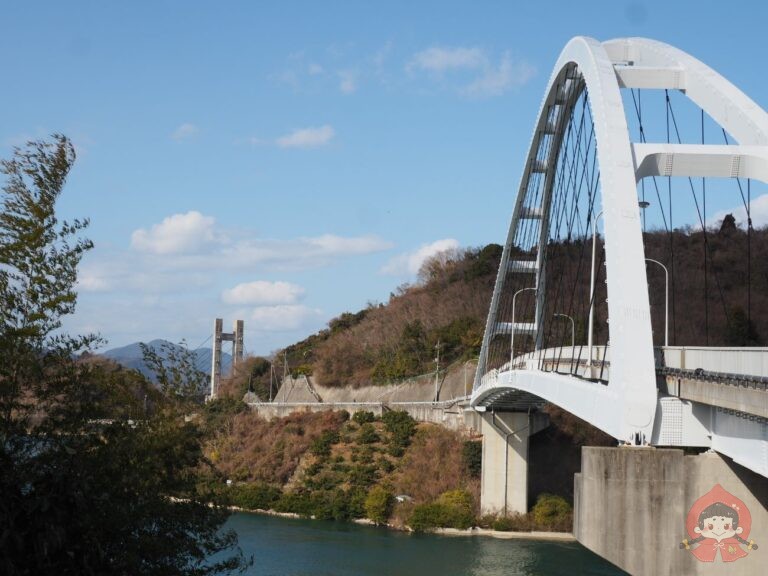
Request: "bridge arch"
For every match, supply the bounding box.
[473,36,768,444]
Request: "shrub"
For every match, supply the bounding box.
[358,423,379,444]
[382,410,416,449]
[352,410,375,425]
[491,513,532,532]
[274,491,314,516]
[409,489,475,531]
[365,486,394,524]
[228,483,282,511]
[349,463,378,488]
[347,487,368,518]
[532,493,572,529]
[310,429,340,457]
[462,440,482,478]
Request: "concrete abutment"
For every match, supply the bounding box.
[574,446,767,576]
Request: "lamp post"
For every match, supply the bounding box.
[554,313,575,348]
[587,210,604,378]
[511,287,537,368]
[645,258,669,347]
[554,313,575,373]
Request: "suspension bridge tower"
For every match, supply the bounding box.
[209,318,244,399]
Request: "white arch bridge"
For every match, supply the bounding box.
[470,37,768,481]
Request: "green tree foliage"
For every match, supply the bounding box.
[408,489,475,531]
[364,486,393,524]
[382,410,417,454]
[0,136,246,575]
[352,410,375,425]
[726,306,761,346]
[462,440,482,478]
[227,483,282,511]
[140,339,209,402]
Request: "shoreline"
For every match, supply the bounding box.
[229,506,575,542]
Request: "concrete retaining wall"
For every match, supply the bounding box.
[248,400,482,434]
[574,447,767,576]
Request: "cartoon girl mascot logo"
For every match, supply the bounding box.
[679,484,758,562]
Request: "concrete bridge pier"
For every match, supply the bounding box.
[574,447,767,576]
[480,411,549,515]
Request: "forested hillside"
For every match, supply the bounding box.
[229,220,767,396]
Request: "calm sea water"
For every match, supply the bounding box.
[221,512,626,576]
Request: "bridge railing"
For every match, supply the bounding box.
[657,346,768,379]
[478,346,611,391]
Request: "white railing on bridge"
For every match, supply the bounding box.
[659,346,768,379]
[480,346,611,387]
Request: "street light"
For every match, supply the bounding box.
[511,287,537,368]
[645,258,669,347]
[587,210,604,378]
[554,312,575,348]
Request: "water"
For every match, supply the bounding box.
[221,512,626,576]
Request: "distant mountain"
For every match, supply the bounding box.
[101,339,231,381]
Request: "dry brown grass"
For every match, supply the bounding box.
[389,424,479,526]
[209,410,347,484]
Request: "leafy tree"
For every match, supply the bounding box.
[364,486,393,524]
[140,339,209,401]
[726,306,761,346]
[0,136,247,575]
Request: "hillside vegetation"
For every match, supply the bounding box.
[201,404,581,531]
[224,221,767,396]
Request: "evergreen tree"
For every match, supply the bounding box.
[0,136,247,575]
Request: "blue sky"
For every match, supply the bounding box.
[2,1,767,355]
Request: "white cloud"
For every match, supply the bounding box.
[222,280,304,306]
[407,46,535,97]
[131,211,218,255]
[713,193,768,229]
[463,52,536,98]
[276,125,335,149]
[381,238,460,276]
[248,304,323,332]
[408,47,485,72]
[77,271,110,292]
[338,70,357,94]
[307,234,391,255]
[171,123,199,141]
[308,63,324,75]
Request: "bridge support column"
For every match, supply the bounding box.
[574,447,767,576]
[480,411,548,516]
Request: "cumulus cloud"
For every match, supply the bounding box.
[248,304,323,331]
[131,211,218,255]
[276,125,335,148]
[338,70,357,94]
[407,46,534,97]
[463,52,536,97]
[408,47,485,72]
[77,271,110,292]
[222,280,304,306]
[171,123,199,141]
[381,238,460,276]
[713,193,768,229]
[124,213,391,277]
[307,234,391,255]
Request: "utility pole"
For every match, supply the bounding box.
[434,339,441,402]
[269,363,274,402]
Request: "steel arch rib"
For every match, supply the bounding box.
[473,37,656,441]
